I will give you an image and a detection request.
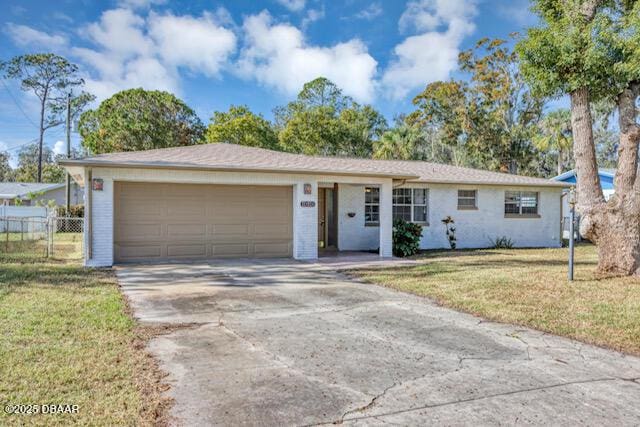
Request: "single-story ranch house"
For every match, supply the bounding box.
[60,143,568,267]
[0,181,83,206]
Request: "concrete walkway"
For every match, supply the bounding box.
[117,259,640,426]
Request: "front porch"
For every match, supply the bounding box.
[308,180,394,259]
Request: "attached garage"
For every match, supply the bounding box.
[113,182,293,263]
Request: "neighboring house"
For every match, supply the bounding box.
[552,168,615,225]
[0,182,83,206]
[60,143,568,267]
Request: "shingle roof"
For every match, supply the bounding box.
[0,182,64,198]
[60,143,567,187]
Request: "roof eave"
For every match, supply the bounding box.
[59,159,419,181]
[406,178,570,188]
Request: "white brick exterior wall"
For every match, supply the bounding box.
[395,183,563,249]
[337,182,563,252]
[337,184,379,251]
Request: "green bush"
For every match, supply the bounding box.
[56,204,85,218]
[491,236,514,249]
[392,218,423,257]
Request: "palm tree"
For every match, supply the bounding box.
[373,124,422,160]
[533,109,572,176]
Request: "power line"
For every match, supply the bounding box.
[3,138,39,153]
[0,79,39,130]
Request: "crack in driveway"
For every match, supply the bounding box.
[333,377,623,424]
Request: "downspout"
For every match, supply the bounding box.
[86,167,93,261]
[560,191,566,246]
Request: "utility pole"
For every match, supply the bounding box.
[65,92,71,215]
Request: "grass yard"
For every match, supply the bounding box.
[0,260,170,426]
[0,233,83,263]
[352,244,640,355]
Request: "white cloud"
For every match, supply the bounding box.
[355,3,383,21]
[148,12,236,76]
[53,140,65,156]
[5,23,68,48]
[237,11,377,103]
[399,0,476,34]
[70,8,236,101]
[382,0,477,100]
[301,7,325,29]
[275,0,306,12]
[82,9,153,59]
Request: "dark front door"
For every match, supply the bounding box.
[318,188,326,248]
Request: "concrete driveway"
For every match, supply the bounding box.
[117,259,640,426]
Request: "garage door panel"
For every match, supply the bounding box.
[213,205,250,219]
[211,224,250,236]
[167,244,207,258]
[167,223,207,238]
[120,201,163,218]
[117,223,163,240]
[167,202,206,218]
[212,243,250,257]
[114,182,292,262]
[117,244,163,259]
[254,223,291,238]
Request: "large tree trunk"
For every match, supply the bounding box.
[570,88,604,211]
[574,84,640,276]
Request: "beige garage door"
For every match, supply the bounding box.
[114,182,293,263]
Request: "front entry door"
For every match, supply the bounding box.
[318,188,326,248]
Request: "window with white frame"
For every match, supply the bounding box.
[364,187,380,225]
[504,191,539,216]
[457,190,477,209]
[393,188,428,223]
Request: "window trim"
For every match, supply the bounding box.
[392,188,429,225]
[364,186,380,226]
[457,189,478,210]
[504,191,540,218]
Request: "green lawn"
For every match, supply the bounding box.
[351,244,640,355]
[0,260,169,426]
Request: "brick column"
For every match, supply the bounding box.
[293,180,318,260]
[379,180,393,257]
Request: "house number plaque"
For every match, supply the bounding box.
[300,201,316,208]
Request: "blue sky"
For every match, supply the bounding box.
[0,0,537,166]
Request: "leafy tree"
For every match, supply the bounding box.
[12,143,65,183]
[533,109,573,176]
[374,124,422,160]
[0,151,12,181]
[517,0,640,276]
[339,105,387,157]
[1,54,94,182]
[409,37,544,174]
[79,88,205,154]
[276,77,386,156]
[206,105,278,149]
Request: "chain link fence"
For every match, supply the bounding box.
[0,216,84,261]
